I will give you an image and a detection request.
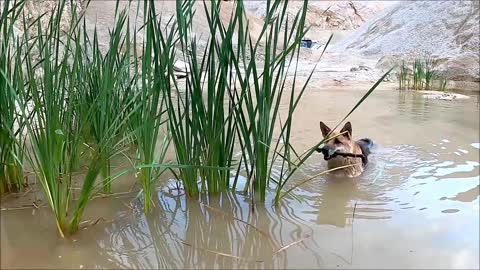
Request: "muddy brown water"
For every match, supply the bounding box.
[1,89,479,269]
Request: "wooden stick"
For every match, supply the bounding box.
[276,234,311,253]
[180,240,263,263]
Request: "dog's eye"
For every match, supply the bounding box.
[334,138,341,144]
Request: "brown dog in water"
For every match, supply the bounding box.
[317,121,373,177]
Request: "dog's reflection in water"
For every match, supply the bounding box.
[315,176,360,227]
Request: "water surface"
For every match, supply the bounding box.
[1,89,479,269]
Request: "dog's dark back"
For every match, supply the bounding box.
[356,138,373,164]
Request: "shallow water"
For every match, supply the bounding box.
[1,89,479,269]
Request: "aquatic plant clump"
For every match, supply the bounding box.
[0,0,143,236]
[396,58,449,91]
[163,0,315,200]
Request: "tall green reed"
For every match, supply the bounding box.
[397,60,408,90]
[439,78,448,91]
[413,59,424,90]
[160,0,239,197]
[125,0,174,211]
[78,10,135,193]
[423,58,436,90]
[11,0,85,236]
[0,0,26,194]
[229,0,312,201]
[69,5,144,232]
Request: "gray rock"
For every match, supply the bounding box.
[350,65,371,72]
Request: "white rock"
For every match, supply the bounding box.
[420,91,470,100]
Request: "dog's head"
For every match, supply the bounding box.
[318,121,354,160]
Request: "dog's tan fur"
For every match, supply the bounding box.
[320,122,365,177]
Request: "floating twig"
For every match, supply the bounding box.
[350,200,358,265]
[1,206,34,211]
[79,220,91,226]
[20,187,33,197]
[180,240,263,263]
[32,201,40,209]
[89,191,136,200]
[1,201,46,211]
[276,234,311,253]
[91,217,113,226]
[79,217,114,229]
[123,202,133,210]
[352,201,358,224]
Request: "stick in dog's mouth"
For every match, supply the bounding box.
[316,147,337,160]
[317,147,365,161]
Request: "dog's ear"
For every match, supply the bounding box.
[340,122,352,139]
[320,121,331,137]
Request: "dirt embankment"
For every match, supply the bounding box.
[6,1,477,91]
[0,0,81,36]
[244,1,386,31]
[244,1,387,46]
[333,1,480,85]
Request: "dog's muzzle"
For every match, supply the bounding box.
[316,146,337,160]
[317,145,368,166]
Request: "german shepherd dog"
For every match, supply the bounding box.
[317,121,373,177]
